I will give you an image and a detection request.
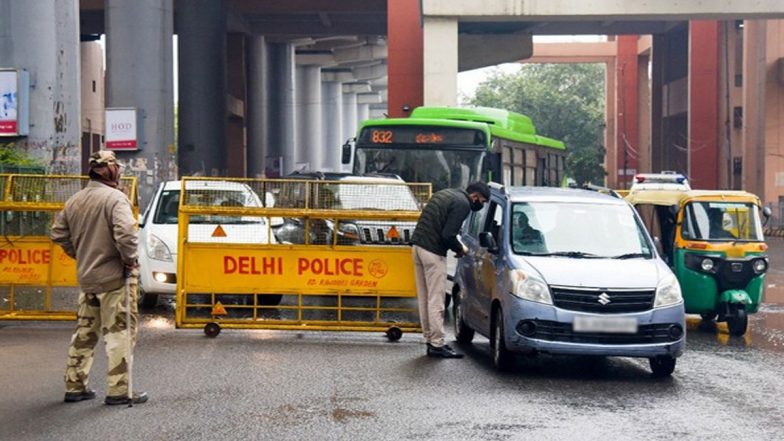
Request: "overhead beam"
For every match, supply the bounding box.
[422,0,784,20]
[227,0,386,14]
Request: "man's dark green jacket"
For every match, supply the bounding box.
[411,188,471,256]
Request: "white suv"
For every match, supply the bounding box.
[138,180,278,308]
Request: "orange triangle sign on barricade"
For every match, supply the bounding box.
[212,225,227,237]
[211,301,227,316]
[387,226,400,240]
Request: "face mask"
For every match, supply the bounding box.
[470,199,484,211]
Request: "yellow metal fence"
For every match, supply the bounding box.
[0,174,137,320]
[175,177,430,339]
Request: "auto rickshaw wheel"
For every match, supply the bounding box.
[649,356,676,377]
[204,322,221,338]
[727,307,748,337]
[700,312,717,322]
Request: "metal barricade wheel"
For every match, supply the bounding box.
[204,322,221,338]
[385,326,403,342]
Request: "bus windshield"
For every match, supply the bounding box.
[353,147,484,193]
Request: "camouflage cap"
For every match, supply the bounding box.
[89,150,117,167]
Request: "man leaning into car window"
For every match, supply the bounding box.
[411,182,489,358]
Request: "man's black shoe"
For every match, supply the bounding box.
[427,344,464,359]
[105,391,149,405]
[64,389,96,403]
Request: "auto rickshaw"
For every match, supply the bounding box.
[626,189,771,336]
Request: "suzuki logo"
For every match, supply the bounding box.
[598,293,612,305]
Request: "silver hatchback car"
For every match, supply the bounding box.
[453,185,685,376]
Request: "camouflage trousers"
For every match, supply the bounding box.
[64,277,138,397]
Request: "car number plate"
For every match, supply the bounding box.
[573,316,638,334]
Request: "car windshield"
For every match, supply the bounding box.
[353,147,484,193]
[510,202,653,258]
[153,189,264,225]
[319,182,420,211]
[681,201,763,242]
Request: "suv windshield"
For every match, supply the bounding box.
[511,202,653,258]
[354,147,483,192]
[153,189,264,225]
[681,201,763,242]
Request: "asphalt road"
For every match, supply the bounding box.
[2,240,784,440]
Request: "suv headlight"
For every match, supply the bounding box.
[509,270,552,305]
[146,234,173,262]
[654,274,683,308]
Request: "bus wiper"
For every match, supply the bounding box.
[540,251,601,258]
[611,253,648,259]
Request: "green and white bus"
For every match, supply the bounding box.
[345,106,566,192]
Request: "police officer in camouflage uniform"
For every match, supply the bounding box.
[51,150,148,405]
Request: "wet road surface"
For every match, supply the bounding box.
[2,240,784,440]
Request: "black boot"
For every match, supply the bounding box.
[64,389,96,403]
[105,391,149,405]
[427,344,464,359]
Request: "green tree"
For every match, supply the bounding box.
[470,63,607,185]
[0,142,45,170]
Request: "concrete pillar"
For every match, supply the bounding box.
[0,0,81,173]
[176,0,226,176]
[342,92,358,173]
[423,17,458,106]
[80,41,104,174]
[688,20,720,190]
[357,103,370,126]
[650,34,666,174]
[321,81,343,172]
[616,36,639,190]
[637,53,652,175]
[342,92,358,141]
[247,35,267,178]
[266,42,296,176]
[605,57,617,188]
[295,65,321,171]
[742,20,767,199]
[225,33,246,177]
[106,0,174,206]
[387,0,423,117]
[764,20,784,206]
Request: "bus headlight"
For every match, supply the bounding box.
[654,274,683,308]
[509,270,552,305]
[146,234,173,262]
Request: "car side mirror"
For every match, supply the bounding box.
[341,139,353,165]
[762,206,772,226]
[479,231,499,254]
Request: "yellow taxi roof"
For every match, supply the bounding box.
[625,189,761,207]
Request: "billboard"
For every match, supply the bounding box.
[0,69,29,137]
[105,108,138,150]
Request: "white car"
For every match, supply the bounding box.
[630,171,691,191]
[138,180,278,308]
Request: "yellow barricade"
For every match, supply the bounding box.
[175,177,431,339]
[0,174,137,320]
